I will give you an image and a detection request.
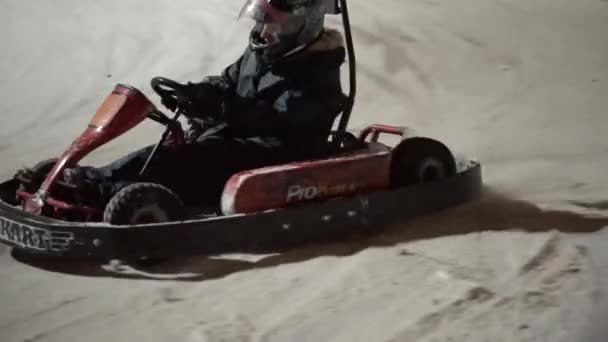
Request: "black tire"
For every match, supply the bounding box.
[390,137,456,188]
[16,158,58,192]
[30,158,58,176]
[103,183,184,225]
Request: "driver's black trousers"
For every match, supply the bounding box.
[97,136,291,206]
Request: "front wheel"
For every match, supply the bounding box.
[103,183,185,266]
[390,137,456,188]
[103,182,184,225]
[15,158,58,193]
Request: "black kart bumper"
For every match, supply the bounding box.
[0,163,483,259]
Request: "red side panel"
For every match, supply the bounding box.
[221,143,392,215]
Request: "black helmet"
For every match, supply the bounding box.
[238,0,327,62]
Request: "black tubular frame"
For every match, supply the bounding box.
[336,0,357,133]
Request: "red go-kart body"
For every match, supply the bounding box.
[14,84,414,222]
[0,0,481,259]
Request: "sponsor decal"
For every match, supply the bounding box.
[0,217,73,252]
[287,183,359,203]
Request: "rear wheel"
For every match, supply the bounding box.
[390,137,456,188]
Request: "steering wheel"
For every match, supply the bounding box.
[150,77,188,106]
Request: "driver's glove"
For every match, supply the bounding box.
[160,87,194,113]
[184,117,206,143]
[182,76,231,119]
[160,76,230,120]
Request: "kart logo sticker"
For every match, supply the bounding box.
[0,217,74,252]
[286,183,359,203]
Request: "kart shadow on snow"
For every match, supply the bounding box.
[11,186,608,281]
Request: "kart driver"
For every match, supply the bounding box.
[66,0,347,207]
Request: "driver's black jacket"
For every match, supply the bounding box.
[184,29,347,153]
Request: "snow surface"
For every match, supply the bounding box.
[1,0,608,341]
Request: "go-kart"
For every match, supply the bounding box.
[0,0,482,260]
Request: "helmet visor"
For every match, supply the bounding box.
[238,0,308,24]
[238,0,308,50]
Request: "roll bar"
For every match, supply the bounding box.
[325,0,356,133]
